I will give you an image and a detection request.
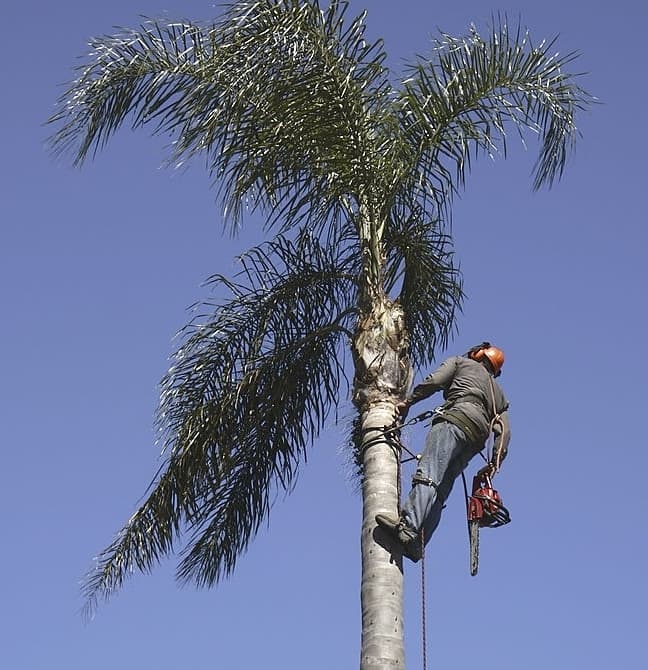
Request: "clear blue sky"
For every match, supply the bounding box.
[3,1,646,668]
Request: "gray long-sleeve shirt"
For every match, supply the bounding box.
[407,356,511,460]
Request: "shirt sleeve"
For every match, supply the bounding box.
[408,357,457,406]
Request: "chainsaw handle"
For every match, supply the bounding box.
[476,462,496,481]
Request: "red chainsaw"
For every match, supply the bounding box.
[466,469,511,576]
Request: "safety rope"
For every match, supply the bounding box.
[420,529,427,670]
[487,375,503,471]
[392,411,431,670]
[359,408,434,463]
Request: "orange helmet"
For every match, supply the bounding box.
[469,343,505,377]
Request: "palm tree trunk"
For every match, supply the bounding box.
[353,296,412,670]
[359,401,404,669]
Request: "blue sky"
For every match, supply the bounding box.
[3,1,646,668]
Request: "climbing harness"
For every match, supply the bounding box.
[431,406,482,444]
[411,472,438,489]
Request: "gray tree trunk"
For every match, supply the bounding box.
[359,401,404,669]
[353,297,412,670]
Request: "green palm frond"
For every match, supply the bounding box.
[384,205,463,367]
[82,229,358,609]
[396,17,594,211]
[48,1,394,237]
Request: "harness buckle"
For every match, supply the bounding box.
[412,474,438,490]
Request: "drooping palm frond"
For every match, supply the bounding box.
[396,17,594,214]
[82,229,358,611]
[48,0,395,240]
[383,204,463,368]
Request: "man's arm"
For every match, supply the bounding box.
[398,357,457,416]
[491,409,511,471]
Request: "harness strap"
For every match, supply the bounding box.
[432,408,483,445]
[412,474,438,489]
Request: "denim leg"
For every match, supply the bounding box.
[402,421,477,545]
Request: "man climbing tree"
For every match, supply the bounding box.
[376,343,510,561]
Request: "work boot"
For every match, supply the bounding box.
[375,514,423,562]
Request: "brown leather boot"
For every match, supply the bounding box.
[375,514,422,562]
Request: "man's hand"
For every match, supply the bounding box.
[477,462,497,479]
[395,400,410,419]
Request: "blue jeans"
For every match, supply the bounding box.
[402,420,481,545]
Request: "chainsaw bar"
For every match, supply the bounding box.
[469,519,480,576]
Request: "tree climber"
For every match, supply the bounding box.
[376,342,511,562]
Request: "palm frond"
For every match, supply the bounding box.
[48,19,211,162]
[82,229,358,610]
[48,1,396,236]
[383,203,463,368]
[397,17,594,211]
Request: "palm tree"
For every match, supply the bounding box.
[48,2,592,667]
